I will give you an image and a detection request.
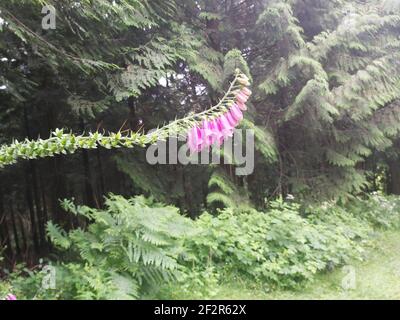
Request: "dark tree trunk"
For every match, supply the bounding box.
[17,210,28,259]
[25,166,40,254]
[96,149,106,199]
[0,190,13,260]
[30,161,46,247]
[39,172,49,225]
[10,202,21,257]
[388,159,400,195]
[51,157,67,225]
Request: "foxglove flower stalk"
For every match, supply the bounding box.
[0,70,251,168]
[186,72,251,153]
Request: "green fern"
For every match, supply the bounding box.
[46,194,195,299]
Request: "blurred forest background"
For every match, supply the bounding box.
[2,0,400,299]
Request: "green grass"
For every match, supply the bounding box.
[204,231,400,300]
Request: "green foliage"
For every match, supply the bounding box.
[5,194,400,299]
[223,49,252,85]
[42,195,195,299]
[2,262,52,300]
[206,170,237,208]
[185,194,400,290]
[241,118,277,162]
[186,203,363,288]
[349,193,400,229]
[156,265,220,299]
[110,30,202,101]
[246,0,400,199]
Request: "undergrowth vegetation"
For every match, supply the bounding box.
[2,193,400,300]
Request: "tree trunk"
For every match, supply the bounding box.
[25,166,40,254]
[388,159,400,195]
[30,161,46,247]
[17,210,28,260]
[0,190,13,260]
[10,202,21,257]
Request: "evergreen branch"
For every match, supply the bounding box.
[2,8,120,71]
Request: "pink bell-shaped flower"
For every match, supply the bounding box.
[225,111,239,127]
[195,127,206,151]
[216,120,227,146]
[218,114,234,137]
[187,126,205,153]
[187,127,197,154]
[230,104,243,123]
[212,118,225,146]
[202,119,214,147]
[236,92,249,104]
[207,119,217,146]
[241,87,252,97]
[237,101,247,111]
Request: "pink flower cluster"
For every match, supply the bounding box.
[187,87,252,153]
[5,293,17,300]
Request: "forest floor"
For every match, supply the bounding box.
[211,231,400,300]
